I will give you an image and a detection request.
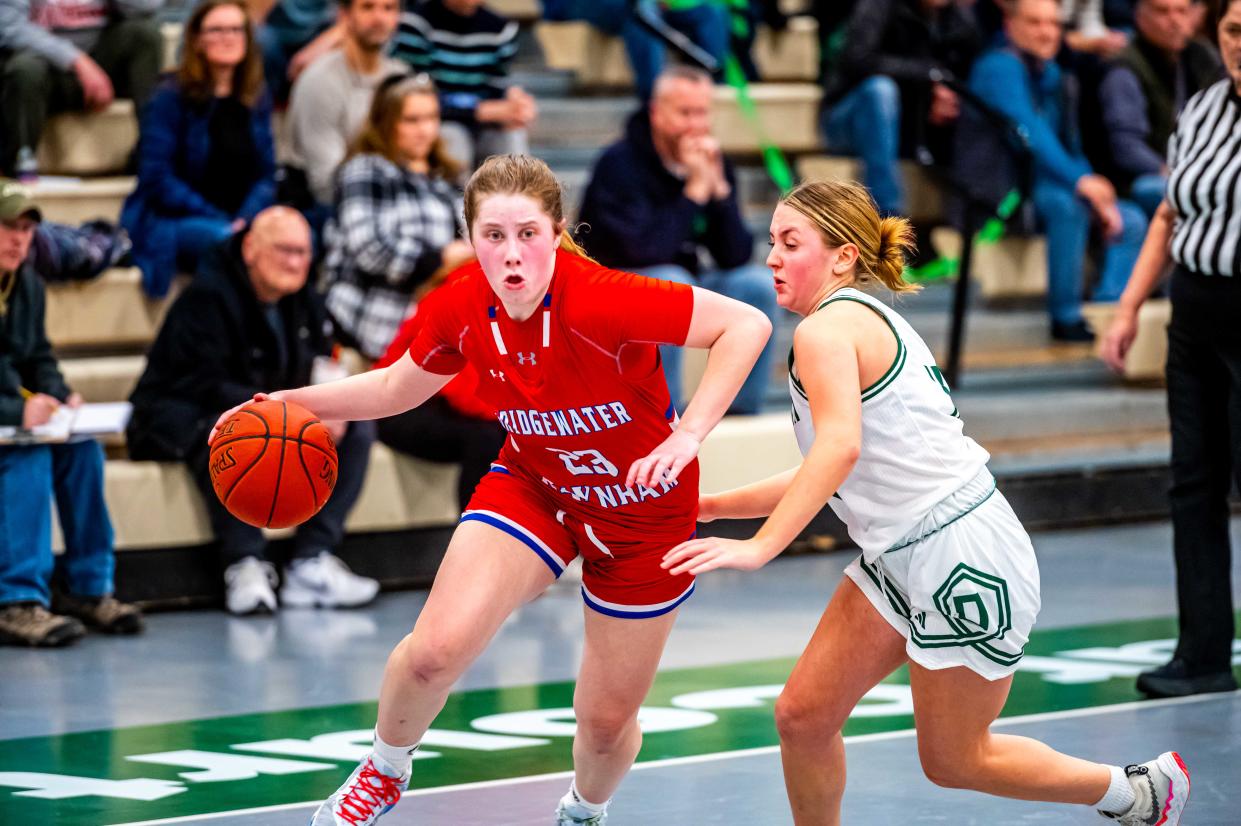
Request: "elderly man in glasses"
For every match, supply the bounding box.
[127,206,379,616]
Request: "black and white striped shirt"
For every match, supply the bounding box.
[1166,78,1241,277]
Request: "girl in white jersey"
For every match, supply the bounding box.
[662,180,1189,826]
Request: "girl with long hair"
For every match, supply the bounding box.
[211,154,772,825]
[663,180,1190,826]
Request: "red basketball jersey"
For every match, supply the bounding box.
[408,251,698,538]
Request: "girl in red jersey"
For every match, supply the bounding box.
[211,154,771,825]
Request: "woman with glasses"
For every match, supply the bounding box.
[121,0,275,298]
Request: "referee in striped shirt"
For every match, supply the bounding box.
[1102,0,1241,699]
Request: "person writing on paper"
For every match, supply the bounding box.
[0,179,143,648]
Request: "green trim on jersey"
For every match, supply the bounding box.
[787,293,907,403]
[883,483,997,555]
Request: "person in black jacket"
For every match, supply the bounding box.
[819,0,982,216]
[128,206,379,616]
[577,66,777,414]
[0,179,142,647]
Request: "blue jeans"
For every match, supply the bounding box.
[0,440,115,606]
[821,76,903,216]
[1130,173,1167,218]
[636,263,777,415]
[542,0,728,100]
[173,216,234,274]
[1030,180,1147,323]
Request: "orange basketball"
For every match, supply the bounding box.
[208,399,338,529]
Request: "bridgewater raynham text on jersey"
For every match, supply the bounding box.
[496,402,634,437]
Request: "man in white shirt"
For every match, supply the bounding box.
[286,0,404,207]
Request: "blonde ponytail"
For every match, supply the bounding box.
[782,180,920,294]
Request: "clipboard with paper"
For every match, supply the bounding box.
[0,402,132,445]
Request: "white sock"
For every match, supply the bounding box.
[1093,765,1136,814]
[371,728,418,778]
[559,780,610,818]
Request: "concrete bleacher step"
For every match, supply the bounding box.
[713,83,822,154]
[489,0,541,22]
[931,226,1049,300]
[1081,299,1170,381]
[30,176,132,224]
[45,267,176,351]
[535,17,818,88]
[60,354,145,402]
[529,96,635,148]
[798,156,944,223]
[38,100,137,177]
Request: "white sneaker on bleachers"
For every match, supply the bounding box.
[281,552,379,609]
[223,557,278,616]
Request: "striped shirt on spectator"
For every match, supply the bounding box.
[1166,78,1241,277]
[392,0,519,127]
[323,153,464,359]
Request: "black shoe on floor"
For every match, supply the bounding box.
[1136,658,1238,698]
[1051,319,1095,342]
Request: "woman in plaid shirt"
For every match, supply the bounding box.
[323,72,475,359]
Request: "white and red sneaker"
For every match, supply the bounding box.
[310,755,409,825]
[1099,751,1190,825]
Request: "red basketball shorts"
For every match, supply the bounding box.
[461,463,696,618]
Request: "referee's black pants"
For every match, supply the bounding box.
[1166,268,1241,674]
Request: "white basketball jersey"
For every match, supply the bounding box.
[789,287,990,559]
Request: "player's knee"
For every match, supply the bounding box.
[396,635,466,689]
[574,706,637,751]
[918,742,978,790]
[774,688,843,742]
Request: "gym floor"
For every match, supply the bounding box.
[3,518,1239,825]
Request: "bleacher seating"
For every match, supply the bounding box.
[1081,299,1171,381]
[930,226,1049,300]
[31,176,133,224]
[798,156,944,223]
[37,101,138,177]
[535,16,819,87]
[44,268,178,350]
[712,83,821,154]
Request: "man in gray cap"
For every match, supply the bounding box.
[0,178,143,646]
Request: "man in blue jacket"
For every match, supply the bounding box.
[577,66,776,414]
[960,0,1147,341]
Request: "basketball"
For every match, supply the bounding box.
[208,399,338,529]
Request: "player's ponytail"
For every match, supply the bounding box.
[464,154,596,263]
[781,180,919,294]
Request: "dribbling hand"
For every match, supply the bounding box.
[209,393,272,444]
[626,429,700,490]
[661,536,776,576]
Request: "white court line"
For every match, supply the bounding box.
[113,689,1238,826]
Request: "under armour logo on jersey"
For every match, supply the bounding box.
[489,369,506,382]
[516,352,537,365]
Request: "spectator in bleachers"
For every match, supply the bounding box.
[0,180,143,647]
[287,0,404,209]
[577,66,777,415]
[121,0,276,298]
[372,270,505,509]
[818,0,983,217]
[540,0,730,101]
[392,0,535,169]
[127,206,379,615]
[0,0,165,178]
[1061,0,1130,56]
[250,0,341,100]
[323,73,473,359]
[1099,0,1221,217]
[959,0,1148,341]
